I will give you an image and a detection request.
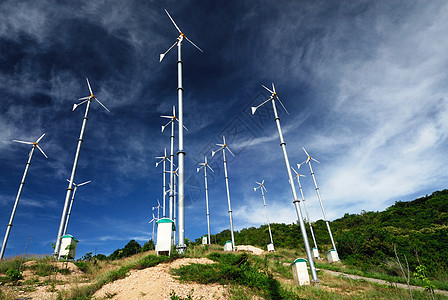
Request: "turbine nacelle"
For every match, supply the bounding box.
[302,147,320,164]
[251,83,289,115]
[211,136,235,157]
[161,106,188,132]
[254,180,267,192]
[197,156,214,172]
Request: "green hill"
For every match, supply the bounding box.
[202,189,448,279]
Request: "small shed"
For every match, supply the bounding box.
[267,243,275,252]
[156,218,175,256]
[202,235,208,245]
[223,240,233,251]
[59,234,79,260]
[326,249,339,263]
[291,258,310,286]
[312,248,320,259]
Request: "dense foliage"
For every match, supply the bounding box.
[201,189,448,279]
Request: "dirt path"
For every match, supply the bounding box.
[321,269,448,296]
[93,257,227,299]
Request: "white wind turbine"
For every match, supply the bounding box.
[156,149,173,218]
[161,106,187,220]
[212,136,236,251]
[152,199,162,224]
[160,9,203,253]
[197,156,213,245]
[54,78,110,258]
[63,179,91,236]
[0,133,48,260]
[149,212,157,243]
[254,180,274,251]
[251,83,319,282]
[301,147,339,260]
[291,167,320,259]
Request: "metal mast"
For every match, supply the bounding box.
[63,180,91,236]
[212,136,236,251]
[0,134,47,260]
[197,156,213,245]
[160,9,202,253]
[302,147,338,259]
[54,78,109,257]
[251,84,319,282]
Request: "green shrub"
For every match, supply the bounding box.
[6,269,22,282]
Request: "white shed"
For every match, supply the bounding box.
[267,243,275,252]
[201,235,208,245]
[326,249,340,263]
[156,218,175,256]
[291,258,310,286]
[58,234,79,260]
[223,240,233,251]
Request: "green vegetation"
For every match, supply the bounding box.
[204,189,448,282]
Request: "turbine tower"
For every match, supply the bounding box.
[291,167,320,259]
[251,83,319,282]
[197,156,213,245]
[254,180,274,251]
[301,147,339,260]
[160,9,202,253]
[212,136,236,251]
[156,149,172,217]
[149,213,157,244]
[0,133,48,260]
[63,179,91,236]
[53,78,109,258]
[161,106,187,220]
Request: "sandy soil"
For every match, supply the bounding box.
[93,258,228,299]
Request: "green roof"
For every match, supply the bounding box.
[225,241,232,244]
[291,258,307,265]
[326,249,336,253]
[62,235,79,242]
[156,218,175,230]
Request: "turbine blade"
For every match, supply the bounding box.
[172,105,176,115]
[216,144,224,147]
[311,157,320,164]
[302,146,310,157]
[291,167,298,175]
[184,35,203,53]
[207,164,214,172]
[94,98,110,113]
[86,78,93,95]
[35,133,45,143]
[182,124,189,131]
[36,145,48,158]
[255,181,261,185]
[78,96,90,100]
[262,84,274,94]
[262,186,267,192]
[223,136,226,144]
[226,146,235,157]
[160,115,173,119]
[78,180,91,186]
[275,97,290,115]
[272,83,276,94]
[165,9,182,34]
[12,140,33,145]
[261,179,264,185]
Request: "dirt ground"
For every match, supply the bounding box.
[93,258,227,299]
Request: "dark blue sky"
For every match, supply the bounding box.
[1,0,447,258]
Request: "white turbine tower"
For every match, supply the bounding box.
[153,199,162,224]
[160,9,202,254]
[291,167,320,259]
[63,179,91,236]
[301,147,339,261]
[212,136,236,251]
[156,149,172,218]
[54,78,109,258]
[254,180,274,251]
[197,156,213,245]
[0,133,48,260]
[161,106,187,220]
[251,83,319,282]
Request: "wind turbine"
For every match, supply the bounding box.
[212,136,236,251]
[254,180,274,251]
[152,199,162,223]
[0,133,48,260]
[149,213,157,243]
[251,83,319,283]
[160,9,203,253]
[291,167,320,259]
[301,147,339,260]
[63,179,91,236]
[161,106,187,220]
[53,78,110,258]
[197,156,213,245]
[156,149,173,218]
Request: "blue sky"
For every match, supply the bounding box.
[1,0,447,258]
